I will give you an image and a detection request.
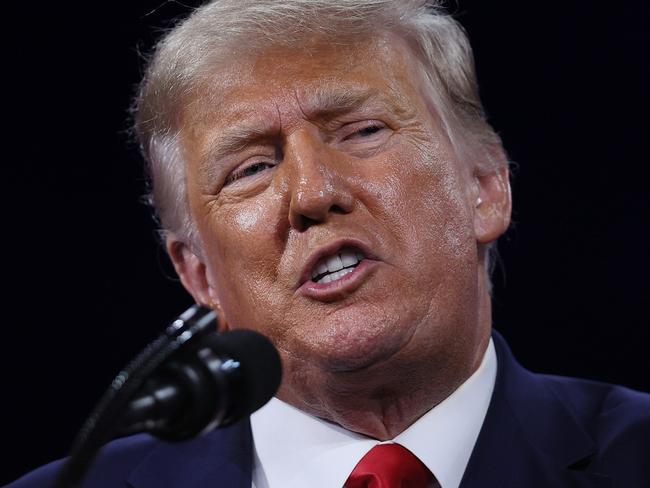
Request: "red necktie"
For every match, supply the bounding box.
[344,443,438,488]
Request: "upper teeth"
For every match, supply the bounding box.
[312,250,364,283]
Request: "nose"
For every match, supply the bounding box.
[283,129,354,231]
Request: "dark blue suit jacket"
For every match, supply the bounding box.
[8,332,650,487]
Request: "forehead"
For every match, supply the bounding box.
[181,33,427,135]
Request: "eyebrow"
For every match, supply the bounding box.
[298,86,375,120]
[200,86,383,169]
[202,121,278,164]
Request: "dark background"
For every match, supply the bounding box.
[4,1,649,484]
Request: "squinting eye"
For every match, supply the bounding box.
[226,161,274,186]
[357,125,382,136]
[343,123,385,141]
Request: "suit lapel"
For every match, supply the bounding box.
[126,419,253,488]
[460,331,611,488]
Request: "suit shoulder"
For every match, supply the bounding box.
[6,434,160,488]
[540,374,650,469]
[541,374,650,424]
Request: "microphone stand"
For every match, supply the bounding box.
[53,305,218,488]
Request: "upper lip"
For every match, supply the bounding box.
[297,238,377,288]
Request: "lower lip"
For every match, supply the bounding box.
[298,259,379,301]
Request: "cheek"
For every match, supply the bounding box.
[205,196,278,262]
[358,142,476,288]
[200,198,285,318]
[363,142,472,241]
[413,164,475,271]
[232,202,266,231]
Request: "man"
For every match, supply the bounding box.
[9,1,649,487]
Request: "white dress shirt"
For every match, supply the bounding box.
[250,339,497,488]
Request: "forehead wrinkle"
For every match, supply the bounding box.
[192,39,425,185]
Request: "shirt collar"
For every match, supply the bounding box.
[394,339,497,488]
[250,339,497,488]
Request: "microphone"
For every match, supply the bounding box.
[118,328,282,441]
[54,305,282,488]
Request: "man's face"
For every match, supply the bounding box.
[176,34,497,421]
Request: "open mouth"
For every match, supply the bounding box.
[310,247,365,284]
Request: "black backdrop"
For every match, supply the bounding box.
[4,1,649,484]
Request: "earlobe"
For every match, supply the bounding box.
[473,165,512,244]
[166,234,214,307]
[166,235,230,331]
[210,299,231,332]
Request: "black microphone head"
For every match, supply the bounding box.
[126,326,282,441]
[212,329,282,422]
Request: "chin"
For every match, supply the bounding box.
[302,320,413,373]
[283,300,424,372]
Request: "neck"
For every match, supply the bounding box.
[279,279,493,439]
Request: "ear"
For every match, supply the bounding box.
[166,235,231,331]
[473,164,512,244]
[166,234,218,309]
